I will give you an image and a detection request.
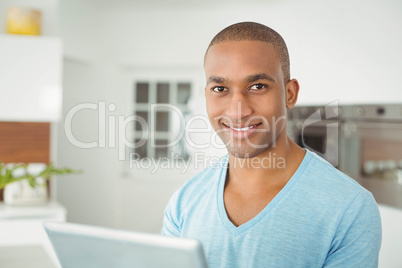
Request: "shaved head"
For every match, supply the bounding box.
[205,22,290,82]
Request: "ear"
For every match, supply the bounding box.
[285,79,300,109]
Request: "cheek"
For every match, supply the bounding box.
[268,89,286,108]
[205,93,215,110]
[252,92,286,118]
[206,100,217,120]
[205,97,223,126]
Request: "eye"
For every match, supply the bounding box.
[211,86,228,93]
[249,83,267,91]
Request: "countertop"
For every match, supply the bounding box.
[0,202,65,268]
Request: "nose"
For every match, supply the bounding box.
[224,91,253,122]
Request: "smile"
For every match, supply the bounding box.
[223,123,262,132]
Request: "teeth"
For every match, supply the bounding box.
[231,125,257,131]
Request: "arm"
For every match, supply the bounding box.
[324,191,382,268]
[161,191,181,237]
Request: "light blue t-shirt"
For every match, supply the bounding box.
[162,150,382,267]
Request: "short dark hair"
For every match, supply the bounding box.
[206,22,290,82]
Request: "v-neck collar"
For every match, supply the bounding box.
[216,150,313,236]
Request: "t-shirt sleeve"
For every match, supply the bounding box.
[323,190,382,268]
[161,191,181,237]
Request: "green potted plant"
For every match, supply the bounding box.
[0,162,79,206]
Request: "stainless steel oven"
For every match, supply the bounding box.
[288,104,402,208]
[288,104,402,180]
[287,105,340,168]
[338,105,402,182]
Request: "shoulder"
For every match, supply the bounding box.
[296,150,378,214]
[303,150,371,196]
[162,156,227,236]
[295,150,381,239]
[181,156,226,192]
[166,156,227,209]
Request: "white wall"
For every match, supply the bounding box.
[60,0,402,103]
[287,0,402,105]
[378,204,402,268]
[56,59,120,227]
[56,0,402,265]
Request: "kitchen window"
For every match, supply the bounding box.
[132,80,192,160]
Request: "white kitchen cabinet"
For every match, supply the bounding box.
[0,34,62,122]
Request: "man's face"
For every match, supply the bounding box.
[204,40,288,158]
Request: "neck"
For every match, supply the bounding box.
[227,135,305,189]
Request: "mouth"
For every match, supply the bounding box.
[223,122,262,131]
[220,122,262,141]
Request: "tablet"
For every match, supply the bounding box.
[43,221,208,268]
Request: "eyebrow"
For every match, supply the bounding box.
[244,73,276,83]
[207,76,228,85]
[207,73,275,85]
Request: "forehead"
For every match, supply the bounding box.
[204,40,282,80]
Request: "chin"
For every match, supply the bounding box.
[227,145,268,159]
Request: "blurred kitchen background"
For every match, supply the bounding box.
[0,0,402,267]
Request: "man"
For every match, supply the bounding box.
[162,22,381,267]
